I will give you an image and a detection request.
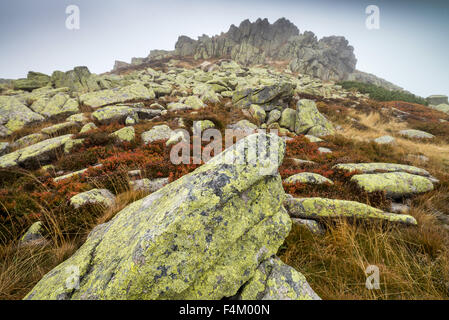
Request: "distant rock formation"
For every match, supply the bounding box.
[111,17,402,91]
[174,18,357,81]
[427,95,448,106]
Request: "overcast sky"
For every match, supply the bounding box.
[0,0,448,97]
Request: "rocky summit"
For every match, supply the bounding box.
[1,17,449,301]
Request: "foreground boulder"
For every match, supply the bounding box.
[284,197,417,225]
[25,133,297,300]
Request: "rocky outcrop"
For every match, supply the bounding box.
[175,18,357,81]
[427,95,448,106]
[23,133,314,300]
[13,72,51,91]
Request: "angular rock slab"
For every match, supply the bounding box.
[91,105,160,125]
[399,129,434,140]
[351,172,434,198]
[295,99,334,136]
[80,83,155,109]
[284,172,333,185]
[0,134,73,168]
[238,257,320,300]
[0,96,45,136]
[25,133,291,300]
[334,163,430,177]
[284,197,417,225]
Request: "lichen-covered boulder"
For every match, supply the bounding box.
[284,197,417,225]
[91,105,160,125]
[0,96,45,136]
[334,163,431,177]
[12,133,47,149]
[227,120,258,134]
[41,122,79,136]
[20,221,46,245]
[238,257,320,300]
[295,99,334,136]
[70,189,116,209]
[24,133,292,300]
[233,83,295,108]
[80,84,155,109]
[399,129,434,140]
[0,142,10,156]
[351,172,434,198]
[266,109,281,126]
[184,96,205,110]
[80,122,98,133]
[111,126,135,142]
[192,120,215,136]
[279,108,296,132]
[30,93,79,118]
[304,135,324,143]
[284,172,333,185]
[141,125,174,145]
[13,72,50,91]
[0,134,73,168]
[249,104,266,125]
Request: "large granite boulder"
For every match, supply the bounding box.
[24,133,298,300]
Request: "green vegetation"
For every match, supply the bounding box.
[339,81,428,105]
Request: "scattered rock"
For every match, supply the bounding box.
[351,172,434,198]
[334,163,431,177]
[374,135,395,145]
[91,105,160,125]
[399,129,434,140]
[80,83,155,109]
[141,125,174,144]
[129,178,169,193]
[0,134,73,168]
[111,126,135,142]
[292,218,325,236]
[20,221,46,246]
[0,96,45,136]
[70,189,116,209]
[284,197,417,225]
[284,172,333,185]
[80,122,98,133]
